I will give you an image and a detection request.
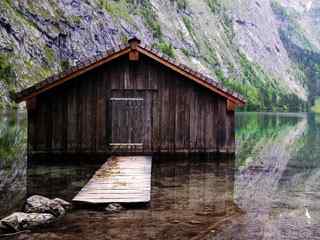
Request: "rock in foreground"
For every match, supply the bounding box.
[0,195,71,233]
[25,195,66,218]
[52,198,72,210]
[0,212,55,232]
[105,203,123,213]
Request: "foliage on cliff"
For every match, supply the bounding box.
[0,0,318,111]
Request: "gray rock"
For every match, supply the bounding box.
[0,221,7,231]
[105,203,123,213]
[52,198,72,210]
[0,212,55,232]
[25,195,65,217]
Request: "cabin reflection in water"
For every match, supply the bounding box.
[151,154,236,211]
[27,154,241,239]
[27,162,101,201]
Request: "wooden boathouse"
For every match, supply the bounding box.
[14,37,245,161]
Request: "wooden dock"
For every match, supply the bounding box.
[73,156,152,203]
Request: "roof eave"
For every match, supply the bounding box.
[137,46,246,107]
[14,46,131,103]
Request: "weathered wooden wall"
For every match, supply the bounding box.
[27,54,235,157]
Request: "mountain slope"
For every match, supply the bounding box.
[0,0,316,111]
[272,0,320,104]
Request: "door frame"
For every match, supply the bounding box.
[109,96,145,146]
[107,90,153,153]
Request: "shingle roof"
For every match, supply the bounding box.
[13,38,245,106]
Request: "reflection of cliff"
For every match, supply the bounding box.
[0,155,26,218]
[230,117,307,239]
[266,114,320,239]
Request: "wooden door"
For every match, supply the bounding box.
[109,97,145,148]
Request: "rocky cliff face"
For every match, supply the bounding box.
[0,0,319,110]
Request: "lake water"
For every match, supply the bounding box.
[1,112,320,239]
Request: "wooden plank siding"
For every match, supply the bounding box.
[28,54,235,158]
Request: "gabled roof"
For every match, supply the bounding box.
[13,37,246,106]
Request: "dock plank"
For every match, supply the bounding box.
[73,156,152,203]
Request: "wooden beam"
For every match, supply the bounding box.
[26,97,37,111]
[110,97,144,101]
[129,50,139,61]
[16,48,131,103]
[109,143,143,146]
[227,99,236,112]
[137,46,245,107]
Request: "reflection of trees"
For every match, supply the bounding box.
[235,113,303,168]
[0,112,27,164]
[0,112,27,218]
[278,114,320,179]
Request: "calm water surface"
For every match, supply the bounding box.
[0,112,320,239]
